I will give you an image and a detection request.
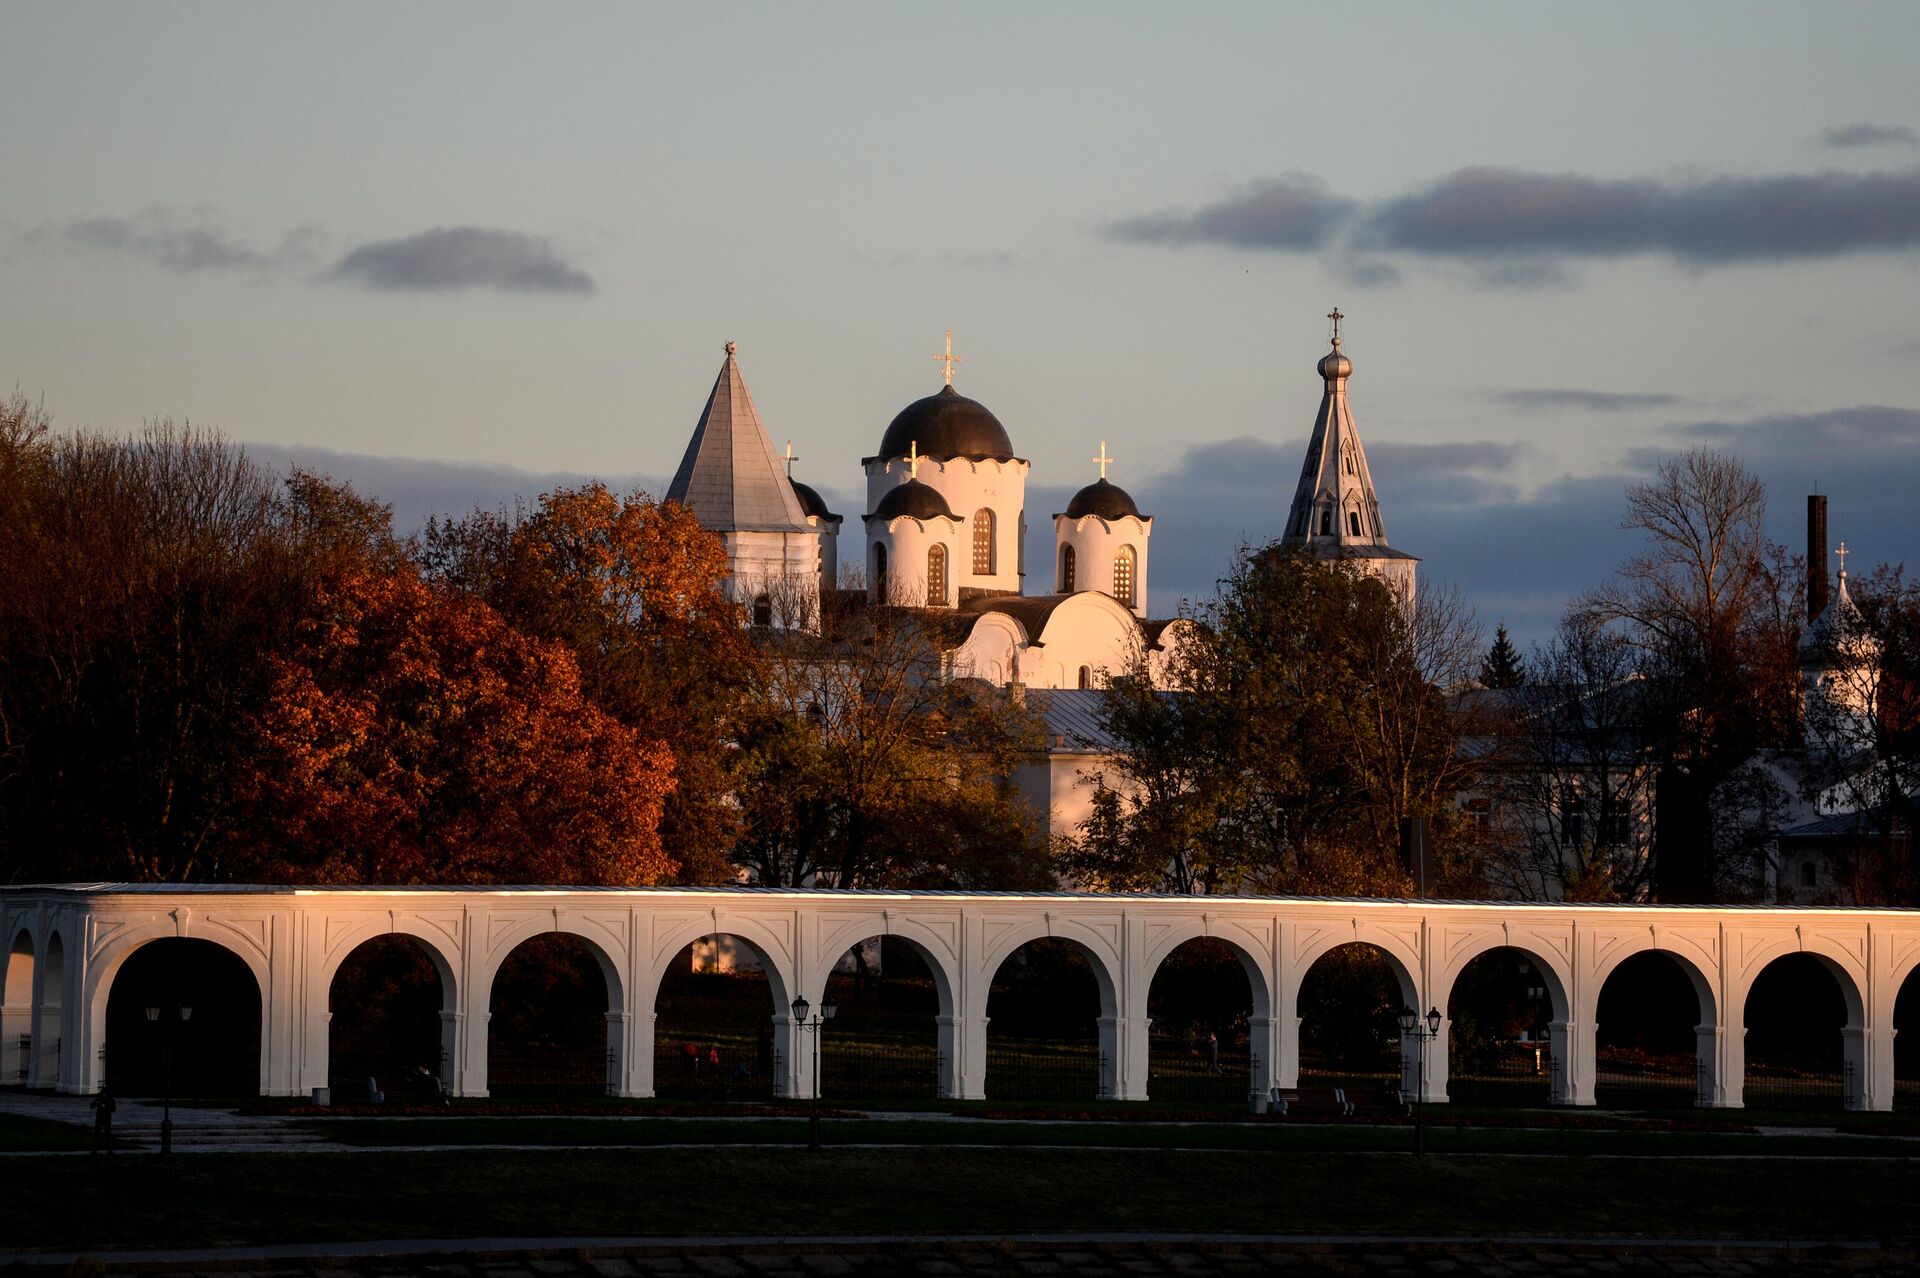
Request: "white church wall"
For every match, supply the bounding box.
[867,457,1028,596]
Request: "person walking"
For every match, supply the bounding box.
[89,1085,117,1154]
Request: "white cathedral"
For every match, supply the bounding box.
[664,317,1415,834]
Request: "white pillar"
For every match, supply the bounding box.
[1248,1015,1279,1108]
[619,1012,655,1099]
[951,1013,988,1100]
[450,1008,487,1098]
[1550,1018,1594,1106]
[1106,1014,1149,1102]
[1417,1016,1451,1104]
[1865,1024,1896,1113]
[28,993,59,1091]
[772,1011,803,1099]
[1280,1015,1302,1089]
[604,1011,633,1097]
[1842,1024,1871,1111]
[1699,1021,1739,1108]
[934,1014,967,1099]
[0,1003,29,1088]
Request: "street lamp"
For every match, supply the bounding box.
[790,992,838,1151]
[1398,1005,1442,1157]
[144,1003,193,1156]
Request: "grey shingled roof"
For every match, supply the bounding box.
[1031,687,1120,753]
[666,346,813,533]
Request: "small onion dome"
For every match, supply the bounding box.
[1061,478,1142,521]
[1317,345,1352,381]
[789,479,835,521]
[877,385,1015,461]
[869,478,956,522]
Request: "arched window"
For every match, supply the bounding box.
[1319,508,1332,536]
[1348,510,1363,537]
[872,543,888,602]
[1113,545,1136,609]
[926,543,948,606]
[1077,665,1093,690]
[1059,544,1076,593]
[751,594,772,627]
[972,508,995,575]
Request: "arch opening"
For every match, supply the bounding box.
[1895,964,1920,1110]
[489,933,619,1097]
[1742,952,1853,1111]
[1594,951,1710,1109]
[1147,937,1256,1108]
[816,935,944,1103]
[1297,943,1417,1094]
[652,934,783,1100]
[1444,947,1564,1107]
[102,938,262,1098]
[4,931,34,1086]
[985,938,1109,1100]
[329,934,452,1103]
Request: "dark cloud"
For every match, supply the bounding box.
[1820,123,1919,150]
[1494,388,1681,413]
[328,227,595,294]
[1109,165,1920,275]
[1336,257,1402,287]
[1106,174,1355,251]
[1364,165,1920,264]
[21,208,323,274]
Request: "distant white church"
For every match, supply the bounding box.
[664,316,1416,837]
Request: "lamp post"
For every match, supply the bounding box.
[1398,1005,1442,1157]
[789,992,838,1151]
[144,1003,193,1156]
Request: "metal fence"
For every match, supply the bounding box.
[820,1038,942,1102]
[1446,1040,1555,1107]
[1744,1061,1853,1111]
[1147,1035,1252,1105]
[1591,1049,1704,1109]
[652,1031,778,1100]
[984,1040,1105,1101]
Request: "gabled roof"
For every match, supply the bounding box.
[666,343,813,534]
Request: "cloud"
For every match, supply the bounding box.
[1108,165,1920,276]
[328,227,595,295]
[1494,388,1681,413]
[21,207,324,274]
[1106,174,1355,251]
[1364,165,1920,264]
[1820,123,1919,150]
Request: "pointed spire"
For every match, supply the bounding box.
[1283,311,1388,551]
[666,341,812,533]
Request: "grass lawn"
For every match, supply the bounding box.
[4,1148,1920,1252]
[298,1113,1920,1157]
[0,1112,96,1152]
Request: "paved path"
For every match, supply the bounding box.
[7,1233,1914,1275]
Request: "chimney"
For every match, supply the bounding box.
[1807,495,1829,621]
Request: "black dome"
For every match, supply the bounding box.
[1062,478,1142,521]
[877,385,1015,461]
[869,479,956,522]
[789,479,835,520]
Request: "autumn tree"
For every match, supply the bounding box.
[1066,545,1486,895]
[420,485,752,882]
[1579,449,1801,899]
[731,588,1049,889]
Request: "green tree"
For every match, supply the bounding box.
[1480,624,1527,688]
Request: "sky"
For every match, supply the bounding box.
[6,3,1919,647]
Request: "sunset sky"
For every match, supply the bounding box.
[6,2,1918,642]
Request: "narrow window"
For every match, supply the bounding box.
[1059,544,1076,593]
[1113,545,1136,609]
[872,543,888,602]
[1077,665,1093,690]
[926,543,948,606]
[1348,511,1362,537]
[972,508,995,575]
[751,594,772,627]
[1319,508,1332,536]
[1800,861,1817,888]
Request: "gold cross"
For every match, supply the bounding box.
[903,440,922,480]
[933,330,963,386]
[1092,440,1115,481]
[1835,542,1850,577]
[782,440,799,478]
[1327,307,1344,345]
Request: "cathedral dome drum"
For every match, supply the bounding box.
[877,385,1016,461]
[870,477,957,522]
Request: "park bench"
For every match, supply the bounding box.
[1268,1084,1409,1119]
